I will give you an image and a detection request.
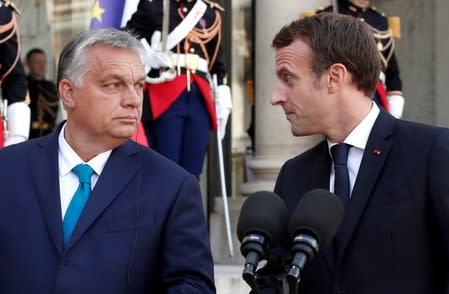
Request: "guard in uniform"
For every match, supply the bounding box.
[25,48,59,138]
[124,0,232,176]
[303,0,405,118]
[0,0,30,147]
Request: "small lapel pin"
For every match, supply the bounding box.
[373,148,381,156]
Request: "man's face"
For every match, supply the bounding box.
[271,39,333,137]
[27,52,47,79]
[64,45,146,148]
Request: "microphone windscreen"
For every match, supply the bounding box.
[288,189,344,248]
[237,191,287,246]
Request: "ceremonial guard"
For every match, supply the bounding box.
[303,0,405,118]
[0,0,30,147]
[124,0,232,177]
[25,48,59,138]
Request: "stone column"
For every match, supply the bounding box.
[240,0,326,195]
[435,0,449,127]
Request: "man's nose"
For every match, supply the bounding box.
[123,85,142,107]
[271,82,286,105]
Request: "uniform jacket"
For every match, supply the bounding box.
[0,5,27,104]
[27,75,59,138]
[0,123,216,293]
[257,110,449,293]
[319,0,402,93]
[124,0,226,126]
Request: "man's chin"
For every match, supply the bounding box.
[114,127,138,140]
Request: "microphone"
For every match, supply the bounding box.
[286,189,344,288]
[237,191,288,293]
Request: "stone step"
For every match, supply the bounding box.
[214,264,251,293]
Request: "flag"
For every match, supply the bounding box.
[90,0,149,147]
[90,0,139,29]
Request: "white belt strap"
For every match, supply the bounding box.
[173,53,208,72]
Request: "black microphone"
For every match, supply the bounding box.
[286,189,344,288]
[237,191,288,293]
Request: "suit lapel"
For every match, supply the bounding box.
[65,140,139,249]
[336,111,395,261]
[30,126,64,254]
[309,141,332,190]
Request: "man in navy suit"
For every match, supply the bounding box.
[0,28,215,293]
[256,13,449,293]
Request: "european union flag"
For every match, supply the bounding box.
[90,0,138,29]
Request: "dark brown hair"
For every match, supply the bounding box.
[26,48,46,63]
[272,13,380,97]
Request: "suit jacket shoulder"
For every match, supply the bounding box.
[274,140,331,216]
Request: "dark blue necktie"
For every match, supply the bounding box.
[331,143,350,206]
[62,164,94,246]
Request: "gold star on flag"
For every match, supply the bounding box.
[92,0,105,22]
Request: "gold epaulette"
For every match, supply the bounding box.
[299,10,316,20]
[299,2,331,19]
[1,0,21,15]
[203,0,224,12]
[370,5,401,40]
[388,16,401,39]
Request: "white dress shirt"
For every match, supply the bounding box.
[58,123,112,219]
[328,102,380,197]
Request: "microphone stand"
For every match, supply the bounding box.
[243,272,261,294]
[278,275,297,294]
[287,278,298,294]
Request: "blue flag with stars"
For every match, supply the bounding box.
[90,0,138,29]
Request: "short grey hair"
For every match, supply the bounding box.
[56,28,145,94]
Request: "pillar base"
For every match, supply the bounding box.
[210,197,246,265]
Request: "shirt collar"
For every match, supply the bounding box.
[328,101,380,151]
[58,123,112,177]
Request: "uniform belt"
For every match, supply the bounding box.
[171,53,209,73]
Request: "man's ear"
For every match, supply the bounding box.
[59,79,75,109]
[327,63,347,94]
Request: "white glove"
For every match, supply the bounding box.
[140,31,173,72]
[4,102,30,146]
[215,84,232,140]
[387,94,405,119]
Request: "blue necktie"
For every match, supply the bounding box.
[63,164,94,246]
[331,143,351,206]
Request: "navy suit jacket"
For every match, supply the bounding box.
[0,125,215,293]
[258,110,449,293]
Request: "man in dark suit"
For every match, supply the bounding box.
[256,13,449,293]
[25,48,59,138]
[0,28,215,293]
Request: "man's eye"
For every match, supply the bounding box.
[135,83,144,91]
[283,74,292,82]
[104,83,121,90]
